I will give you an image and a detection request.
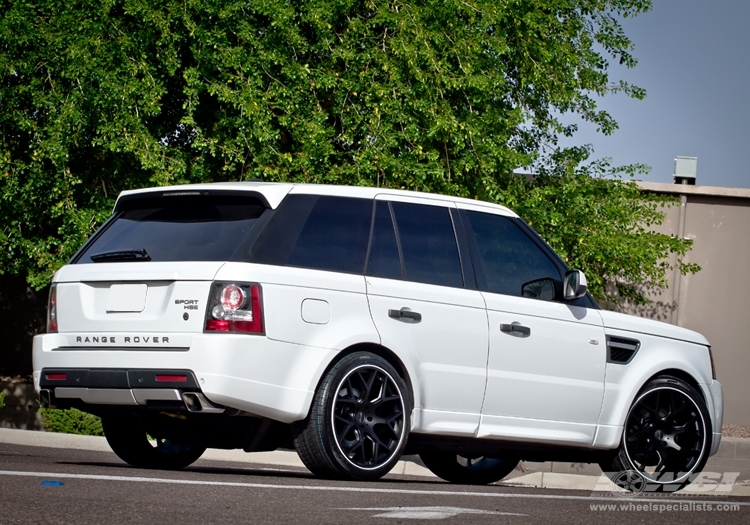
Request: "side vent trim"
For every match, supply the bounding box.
[607,336,641,365]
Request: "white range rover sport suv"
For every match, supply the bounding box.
[33,182,723,491]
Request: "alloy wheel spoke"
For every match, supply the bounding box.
[370,375,387,407]
[364,426,392,455]
[336,421,356,442]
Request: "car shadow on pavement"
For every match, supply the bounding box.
[54,459,450,486]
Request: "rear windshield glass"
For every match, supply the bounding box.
[76,194,268,263]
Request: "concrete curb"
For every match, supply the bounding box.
[2,428,750,495]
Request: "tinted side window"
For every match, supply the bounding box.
[391,202,463,288]
[366,201,402,280]
[464,211,560,297]
[249,194,372,274]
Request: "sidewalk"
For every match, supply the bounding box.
[2,428,749,495]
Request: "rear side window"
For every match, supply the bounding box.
[391,202,463,288]
[76,195,267,263]
[366,201,402,280]
[463,210,561,297]
[249,194,372,274]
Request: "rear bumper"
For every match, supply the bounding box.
[33,333,338,423]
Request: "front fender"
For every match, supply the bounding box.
[594,329,717,449]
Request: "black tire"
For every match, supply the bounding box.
[599,376,712,492]
[102,413,206,470]
[293,352,410,481]
[419,453,519,485]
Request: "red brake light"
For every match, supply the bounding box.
[46,373,66,381]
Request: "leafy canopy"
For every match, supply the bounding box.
[0,0,694,303]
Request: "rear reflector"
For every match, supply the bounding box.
[46,373,67,381]
[205,319,231,331]
[155,375,188,382]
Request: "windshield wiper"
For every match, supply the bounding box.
[90,248,151,263]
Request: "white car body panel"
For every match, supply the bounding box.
[598,309,709,346]
[478,294,606,445]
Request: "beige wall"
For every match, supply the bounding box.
[625,183,750,426]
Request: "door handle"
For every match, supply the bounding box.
[500,323,531,337]
[388,308,422,322]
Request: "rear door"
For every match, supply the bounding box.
[365,196,488,437]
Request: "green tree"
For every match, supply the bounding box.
[0,0,694,303]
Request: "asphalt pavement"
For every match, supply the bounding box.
[1,428,749,496]
[1,441,749,525]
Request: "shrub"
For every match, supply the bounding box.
[38,408,104,436]
[0,392,5,409]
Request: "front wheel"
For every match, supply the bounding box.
[420,453,519,485]
[294,352,410,481]
[599,376,712,492]
[102,413,206,470]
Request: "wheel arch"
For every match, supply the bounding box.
[644,368,705,403]
[312,342,418,421]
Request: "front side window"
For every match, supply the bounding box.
[463,210,560,298]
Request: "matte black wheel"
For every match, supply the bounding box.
[599,376,712,492]
[102,413,206,470]
[294,352,410,481]
[419,453,519,485]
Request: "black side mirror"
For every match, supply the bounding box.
[521,278,556,301]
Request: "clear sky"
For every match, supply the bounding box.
[557,0,750,189]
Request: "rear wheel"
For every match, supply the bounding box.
[599,376,711,492]
[419,453,519,485]
[294,352,410,481]
[102,413,206,470]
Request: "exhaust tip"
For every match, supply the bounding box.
[39,389,53,408]
[182,392,224,414]
[183,392,202,412]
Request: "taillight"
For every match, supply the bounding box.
[205,283,263,334]
[47,284,58,333]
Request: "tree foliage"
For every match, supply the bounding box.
[0,0,695,304]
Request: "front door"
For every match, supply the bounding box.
[458,206,606,445]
